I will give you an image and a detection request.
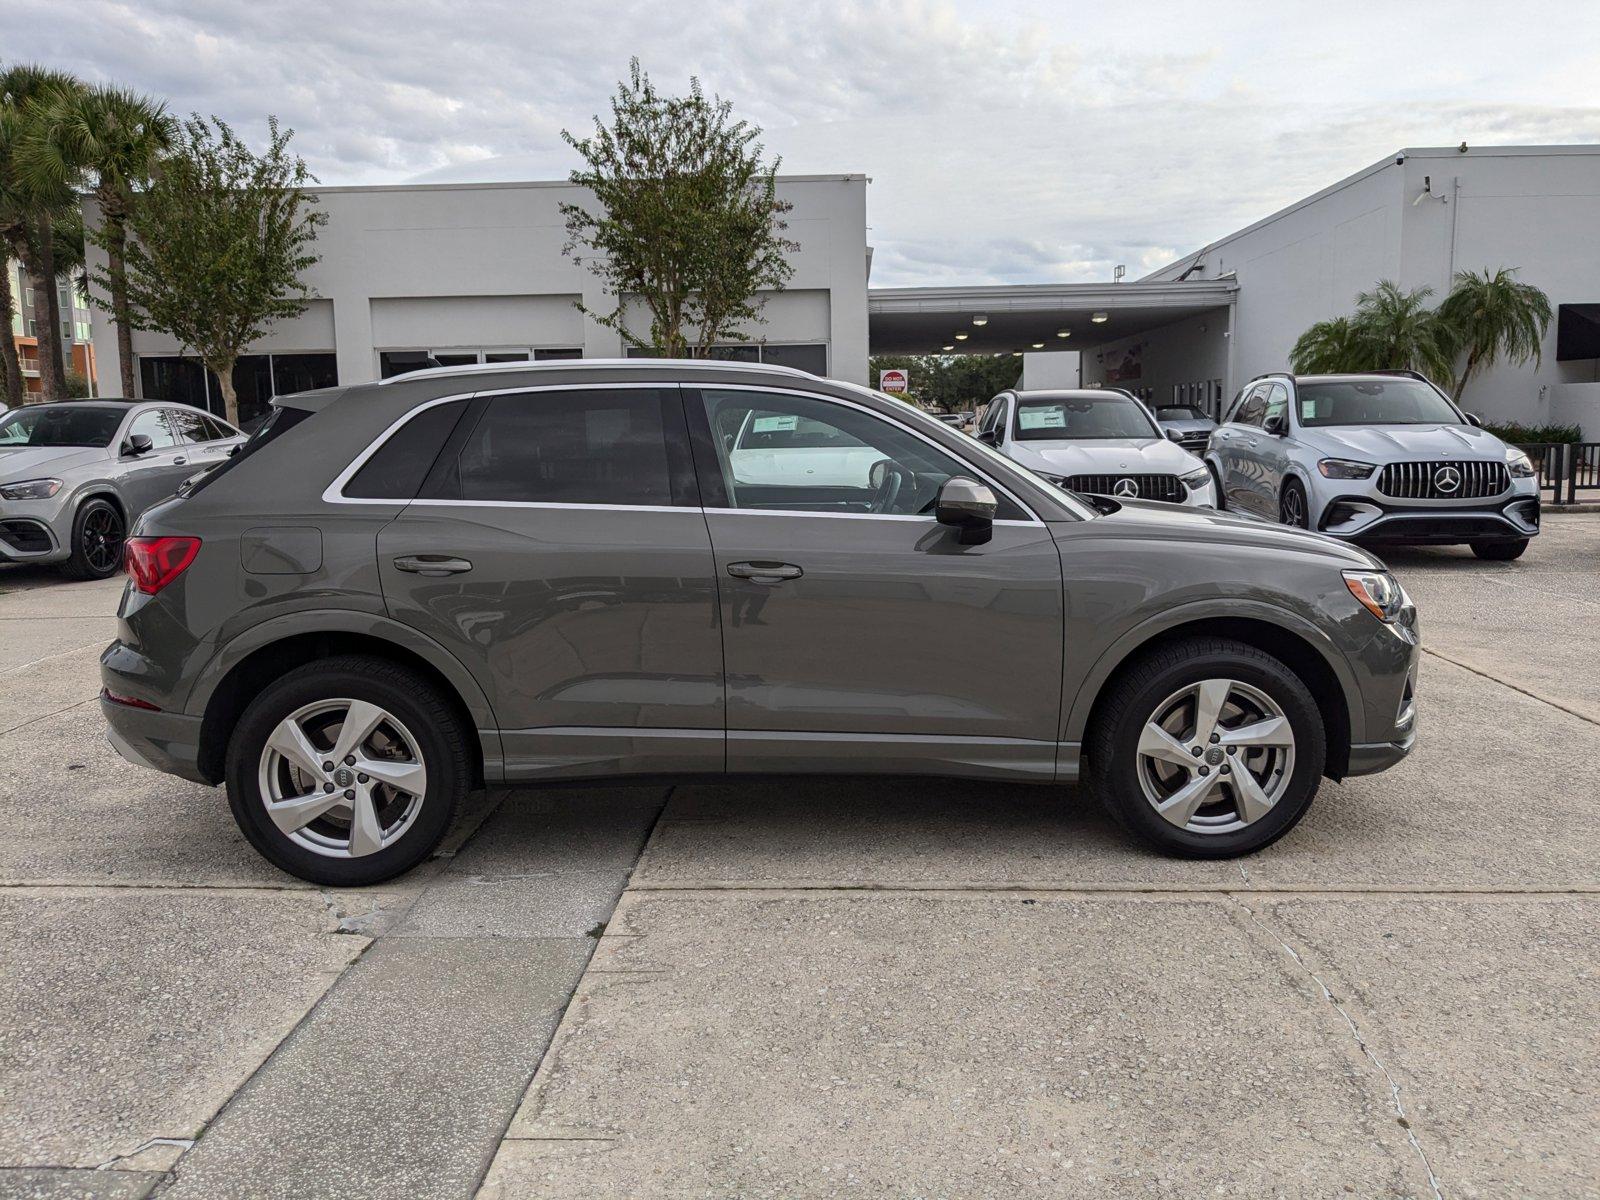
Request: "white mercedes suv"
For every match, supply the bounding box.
[978,388,1216,506]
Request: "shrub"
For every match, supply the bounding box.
[1480,421,1581,445]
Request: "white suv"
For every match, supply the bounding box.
[978,389,1216,507]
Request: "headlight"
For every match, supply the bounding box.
[1317,458,1376,479]
[0,478,62,501]
[1180,468,1211,488]
[1506,448,1536,478]
[1343,569,1405,623]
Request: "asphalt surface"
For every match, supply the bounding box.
[0,517,1595,1199]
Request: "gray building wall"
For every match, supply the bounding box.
[1078,309,1229,415]
[86,174,871,403]
[1145,146,1600,431]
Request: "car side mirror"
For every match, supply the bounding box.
[936,476,997,545]
[1264,414,1288,436]
[1165,428,1183,442]
[1464,412,1483,427]
[121,433,154,457]
[975,428,999,446]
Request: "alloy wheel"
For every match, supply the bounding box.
[257,699,428,858]
[1280,486,1307,528]
[82,506,125,575]
[1134,678,1296,834]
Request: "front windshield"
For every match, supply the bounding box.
[1014,395,1159,441]
[1298,380,1463,427]
[0,405,125,448]
[1156,405,1206,421]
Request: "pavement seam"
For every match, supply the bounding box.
[146,790,519,1197]
[1227,895,1445,1200]
[0,640,108,677]
[622,880,1599,896]
[1422,645,1598,726]
[0,695,98,738]
[467,784,676,1197]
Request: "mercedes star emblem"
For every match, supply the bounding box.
[1113,478,1139,498]
[1433,465,1462,494]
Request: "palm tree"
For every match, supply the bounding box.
[1437,267,1552,404]
[1289,316,1373,375]
[0,64,84,401]
[26,84,171,398]
[1350,281,1455,385]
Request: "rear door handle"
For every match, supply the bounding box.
[393,554,473,577]
[727,561,802,583]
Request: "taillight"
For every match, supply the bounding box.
[125,536,201,595]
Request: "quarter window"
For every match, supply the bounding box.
[346,400,472,500]
[450,389,682,507]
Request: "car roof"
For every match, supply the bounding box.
[1006,389,1141,400]
[374,356,814,388]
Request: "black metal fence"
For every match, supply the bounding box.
[1513,442,1600,505]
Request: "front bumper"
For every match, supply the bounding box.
[1346,729,1416,775]
[101,694,210,785]
[0,515,64,563]
[1318,493,1539,543]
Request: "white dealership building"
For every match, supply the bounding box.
[89,145,1599,432]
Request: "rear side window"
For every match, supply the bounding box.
[449,389,680,506]
[345,401,471,500]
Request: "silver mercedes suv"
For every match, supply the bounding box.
[0,399,244,578]
[99,359,1420,885]
[1206,371,1540,559]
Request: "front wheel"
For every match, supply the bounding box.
[1207,464,1226,511]
[1087,638,1326,858]
[59,497,125,580]
[1278,479,1309,529]
[1471,539,1528,561]
[225,656,468,885]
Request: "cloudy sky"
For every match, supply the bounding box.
[11,0,1598,285]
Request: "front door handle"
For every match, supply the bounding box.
[393,554,473,577]
[727,561,802,584]
[171,456,187,466]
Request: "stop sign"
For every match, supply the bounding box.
[879,368,909,393]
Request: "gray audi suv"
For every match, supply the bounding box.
[0,399,244,578]
[100,360,1419,885]
[1207,371,1540,559]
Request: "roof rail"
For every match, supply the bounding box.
[1246,370,1296,384]
[375,356,815,386]
[1370,369,1429,382]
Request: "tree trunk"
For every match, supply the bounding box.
[24,211,71,401]
[0,259,24,407]
[105,212,138,399]
[1452,346,1480,405]
[212,359,240,426]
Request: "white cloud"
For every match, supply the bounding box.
[8,0,1599,284]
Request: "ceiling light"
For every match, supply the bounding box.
[1091,312,1108,324]
[941,344,954,351]
[1031,342,1044,349]
[1011,351,1022,357]
[972,314,989,326]
[1056,329,1071,338]
[954,332,968,341]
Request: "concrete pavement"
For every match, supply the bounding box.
[2,517,1597,1199]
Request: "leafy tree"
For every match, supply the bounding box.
[114,115,323,425]
[1437,267,1552,404]
[1287,281,1453,384]
[1289,316,1373,376]
[0,63,83,401]
[562,59,796,356]
[28,84,172,397]
[868,353,1022,411]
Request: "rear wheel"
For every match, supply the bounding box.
[1471,539,1528,561]
[59,497,125,580]
[1278,479,1309,529]
[225,656,468,885]
[1087,637,1326,858]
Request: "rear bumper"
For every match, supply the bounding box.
[101,695,210,786]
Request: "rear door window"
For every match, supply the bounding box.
[443,388,694,507]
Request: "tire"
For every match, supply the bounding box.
[225,656,468,885]
[1471,539,1528,561]
[1086,637,1326,858]
[1278,478,1309,529]
[1207,464,1226,511]
[59,497,126,580]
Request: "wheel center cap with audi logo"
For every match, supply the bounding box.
[1114,478,1139,498]
[1433,465,1461,494]
[334,767,355,788]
